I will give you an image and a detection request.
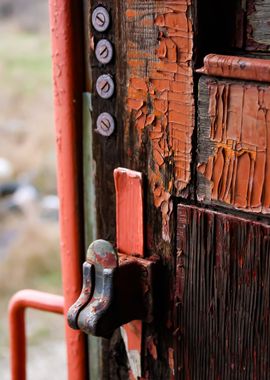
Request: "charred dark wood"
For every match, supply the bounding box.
[246,0,270,51]
[176,204,270,379]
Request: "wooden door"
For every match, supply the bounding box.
[84,0,270,378]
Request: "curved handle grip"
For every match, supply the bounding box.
[67,240,158,338]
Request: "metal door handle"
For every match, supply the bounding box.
[67,239,158,338]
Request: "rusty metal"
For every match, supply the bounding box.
[95,39,113,64]
[9,290,64,380]
[96,112,115,136]
[96,74,115,99]
[68,239,158,338]
[92,6,110,32]
[67,262,94,329]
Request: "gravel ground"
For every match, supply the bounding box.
[1,341,67,380]
[0,1,67,378]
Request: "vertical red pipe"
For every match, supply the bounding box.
[49,1,88,379]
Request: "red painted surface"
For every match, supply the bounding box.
[114,168,144,379]
[9,290,64,380]
[114,168,144,256]
[125,0,194,245]
[197,54,270,83]
[49,1,87,379]
[197,76,270,213]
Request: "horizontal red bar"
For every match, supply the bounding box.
[9,290,64,380]
[197,54,270,83]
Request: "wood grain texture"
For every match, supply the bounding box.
[89,0,129,378]
[176,204,270,379]
[89,1,195,378]
[125,0,195,201]
[91,0,127,243]
[246,0,270,51]
[197,76,270,214]
[123,3,194,377]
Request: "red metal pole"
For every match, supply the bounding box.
[49,1,88,379]
[9,290,64,380]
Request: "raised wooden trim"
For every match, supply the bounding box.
[197,54,270,83]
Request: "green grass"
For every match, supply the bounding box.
[0,30,52,95]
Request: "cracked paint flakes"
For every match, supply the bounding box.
[198,77,270,213]
[126,0,194,240]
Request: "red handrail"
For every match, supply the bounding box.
[9,1,88,379]
[9,290,64,380]
[49,0,88,379]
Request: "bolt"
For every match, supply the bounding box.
[96,13,105,26]
[100,46,108,57]
[95,39,113,64]
[100,80,110,92]
[101,118,110,130]
[92,7,110,32]
[96,113,115,137]
[96,74,115,99]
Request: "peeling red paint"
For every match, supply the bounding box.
[198,77,270,213]
[125,0,194,242]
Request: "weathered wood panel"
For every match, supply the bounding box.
[123,2,195,378]
[89,0,195,378]
[176,204,270,379]
[89,1,129,378]
[197,75,270,214]
[125,0,195,199]
[246,0,270,51]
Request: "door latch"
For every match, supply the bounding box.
[67,239,158,338]
[67,168,159,338]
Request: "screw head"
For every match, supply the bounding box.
[96,112,115,136]
[96,74,115,99]
[92,6,110,32]
[95,39,113,64]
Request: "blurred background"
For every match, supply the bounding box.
[0,0,66,378]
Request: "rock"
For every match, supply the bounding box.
[0,182,18,197]
[0,158,13,180]
[40,195,59,221]
[11,184,38,208]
